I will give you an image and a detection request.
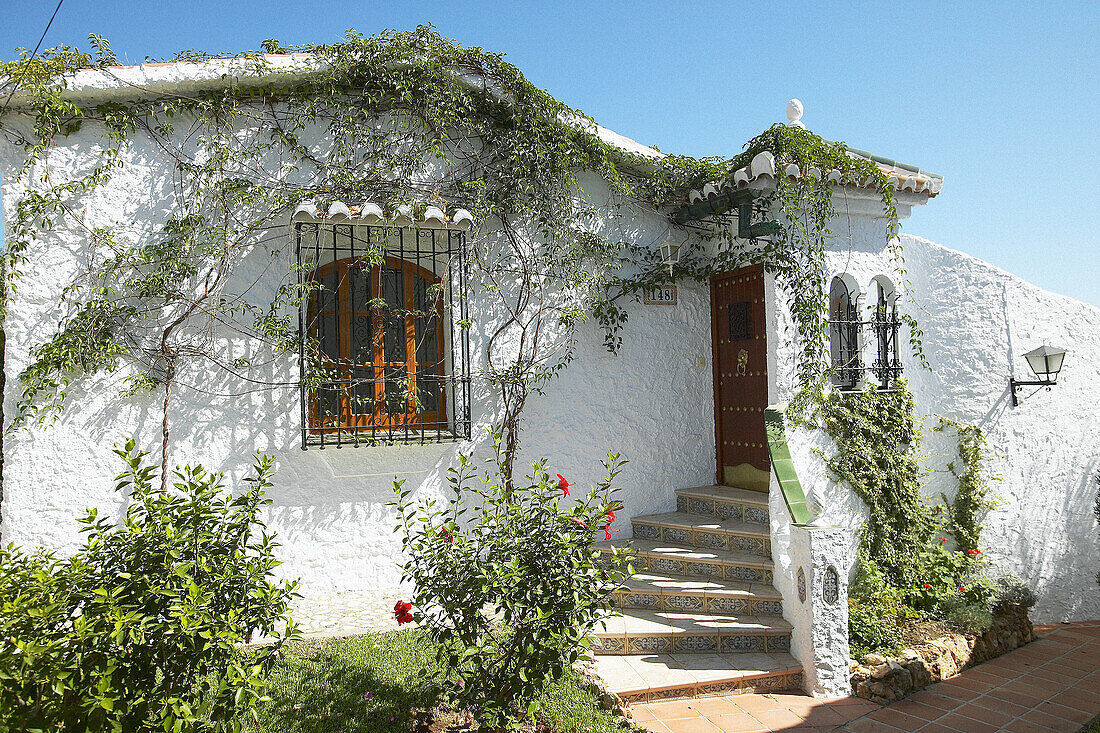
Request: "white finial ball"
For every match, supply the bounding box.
[786,98,805,129]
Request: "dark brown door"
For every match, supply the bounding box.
[711,264,770,491]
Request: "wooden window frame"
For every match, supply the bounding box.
[306,255,446,434]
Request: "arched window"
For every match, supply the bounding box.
[870,276,901,388]
[829,275,863,389]
[307,256,446,433]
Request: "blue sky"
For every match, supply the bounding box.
[4,1,1098,306]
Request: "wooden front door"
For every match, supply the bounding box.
[711,264,770,491]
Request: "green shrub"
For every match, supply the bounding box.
[848,600,902,660]
[0,439,298,733]
[993,575,1036,611]
[851,559,917,623]
[393,442,632,730]
[904,542,996,617]
[941,601,994,635]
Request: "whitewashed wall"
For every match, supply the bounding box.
[775,207,1100,624]
[0,114,716,593]
[2,104,1097,625]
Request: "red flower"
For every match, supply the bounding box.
[604,524,612,541]
[922,583,931,589]
[606,508,616,524]
[957,586,966,593]
[939,537,947,544]
[967,548,981,556]
[557,474,572,496]
[438,527,454,543]
[394,600,414,625]
[571,518,589,528]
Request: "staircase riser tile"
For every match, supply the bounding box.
[595,636,626,654]
[673,635,720,653]
[630,522,772,557]
[616,592,783,616]
[661,594,706,612]
[601,550,774,585]
[594,633,792,656]
[627,636,672,654]
[677,495,771,525]
[618,591,662,610]
[618,671,803,704]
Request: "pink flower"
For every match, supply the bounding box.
[557,474,572,496]
[571,518,589,528]
[363,691,373,701]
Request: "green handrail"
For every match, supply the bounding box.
[764,405,813,525]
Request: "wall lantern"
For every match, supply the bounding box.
[658,241,683,275]
[1010,345,1067,407]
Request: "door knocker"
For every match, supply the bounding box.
[736,349,749,376]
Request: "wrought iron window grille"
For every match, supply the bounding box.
[871,299,903,389]
[829,282,863,390]
[828,278,904,391]
[294,221,471,449]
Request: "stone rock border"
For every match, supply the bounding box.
[849,605,1035,705]
[574,658,644,729]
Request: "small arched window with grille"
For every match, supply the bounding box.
[294,221,471,447]
[870,277,902,388]
[829,276,863,389]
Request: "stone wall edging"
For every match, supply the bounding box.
[849,605,1035,704]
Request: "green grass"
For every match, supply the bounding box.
[241,630,629,733]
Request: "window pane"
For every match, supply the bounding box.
[383,365,408,415]
[418,369,440,414]
[350,266,372,312]
[379,265,403,311]
[319,313,339,362]
[349,367,376,416]
[313,384,340,424]
[319,268,338,312]
[350,314,373,364]
[379,266,405,363]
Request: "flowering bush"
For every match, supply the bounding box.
[392,444,632,730]
[0,440,298,733]
[905,542,996,630]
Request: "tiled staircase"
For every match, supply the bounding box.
[592,485,803,704]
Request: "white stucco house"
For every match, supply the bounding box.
[1,52,1097,702]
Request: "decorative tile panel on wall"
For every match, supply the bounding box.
[822,565,839,605]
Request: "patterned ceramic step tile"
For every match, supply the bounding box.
[591,610,793,656]
[597,539,775,585]
[614,572,784,616]
[630,512,772,557]
[675,485,772,526]
[593,651,803,703]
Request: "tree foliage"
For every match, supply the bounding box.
[0,440,298,733]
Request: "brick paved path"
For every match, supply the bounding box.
[633,622,1100,732]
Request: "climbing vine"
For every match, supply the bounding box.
[598,124,903,413]
[934,417,999,552]
[0,26,906,478]
[820,381,932,586]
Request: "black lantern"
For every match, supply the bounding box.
[1010,345,1067,407]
